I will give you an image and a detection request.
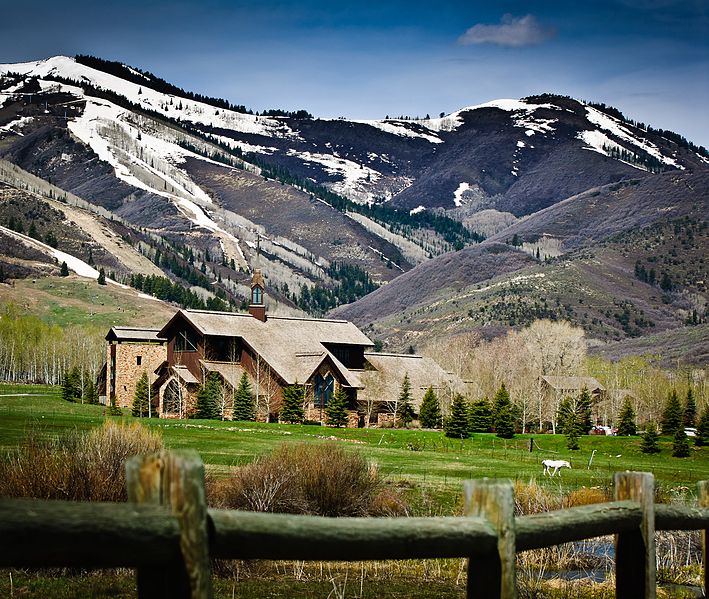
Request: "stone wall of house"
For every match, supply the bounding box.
[110,342,167,409]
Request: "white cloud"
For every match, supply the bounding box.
[459,14,555,47]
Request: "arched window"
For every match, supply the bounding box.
[163,379,182,416]
[314,373,334,406]
[251,286,263,305]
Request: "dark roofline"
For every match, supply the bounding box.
[106,326,167,342]
[364,352,424,359]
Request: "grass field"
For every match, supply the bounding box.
[1,383,707,598]
[2,382,709,506]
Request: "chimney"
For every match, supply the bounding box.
[249,268,266,322]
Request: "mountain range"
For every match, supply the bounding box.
[0,55,707,365]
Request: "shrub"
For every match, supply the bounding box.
[0,421,163,502]
[208,442,406,517]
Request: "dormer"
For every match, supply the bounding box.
[249,269,266,322]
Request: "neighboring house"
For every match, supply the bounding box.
[99,327,167,409]
[541,375,606,430]
[105,269,462,426]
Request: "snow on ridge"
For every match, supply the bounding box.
[0,56,298,140]
[576,130,650,172]
[354,119,444,144]
[454,182,470,207]
[583,105,682,169]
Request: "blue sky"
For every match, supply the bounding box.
[2,0,708,147]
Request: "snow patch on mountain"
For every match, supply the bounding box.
[285,149,381,203]
[454,182,471,207]
[356,119,443,144]
[409,205,426,215]
[0,116,33,135]
[583,105,683,169]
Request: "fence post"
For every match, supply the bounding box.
[464,478,516,599]
[614,471,655,599]
[126,450,213,599]
[699,480,709,597]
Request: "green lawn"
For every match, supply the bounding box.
[2,383,708,502]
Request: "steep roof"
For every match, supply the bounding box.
[160,309,373,385]
[541,376,605,392]
[201,361,248,389]
[106,327,166,343]
[358,353,466,410]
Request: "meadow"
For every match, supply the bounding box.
[1,383,708,598]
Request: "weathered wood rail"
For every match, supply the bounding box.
[1,450,709,599]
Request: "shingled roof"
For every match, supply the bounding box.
[358,353,466,410]
[541,376,605,392]
[161,309,373,386]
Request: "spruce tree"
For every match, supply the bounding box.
[132,371,150,417]
[493,383,515,439]
[325,387,349,428]
[280,383,305,424]
[61,366,81,402]
[576,386,593,435]
[444,394,470,439]
[194,372,220,419]
[641,422,661,454]
[672,427,690,457]
[684,387,697,427]
[695,405,709,447]
[616,398,637,436]
[60,261,69,276]
[83,377,99,405]
[556,396,575,435]
[397,373,415,427]
[661,390,683,435]
[566,427,580,450]
[468,398,493,432]
[419,386,442,428]
[97,268,106,285]
[232,371,255,421]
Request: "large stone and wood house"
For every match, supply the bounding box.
[100,270,463,426]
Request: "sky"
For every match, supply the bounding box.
[2,0,708,147]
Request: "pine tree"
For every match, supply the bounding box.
[493,383,515,439]
[132,371,150,417]
[684,387,697,428]
[566,427,580,450]
[280,383,305,424]
[444,394,470,439]
[641,422,661,454]
[97,268,107,285]
[468,399,492,432]
[397,373,415,427]
[83,377,99,405]
[576,386,593,435]
[325,387,349,428]
[61,366,82,402]
[672,427,690,457]
[695,405,709,447]
[60,261,69,276]
[419,386,442,429]
[232,372,255,421]
[661,390,683,435]
[616,398,637,436]
[557,396,575,435]
[194,372,220,419]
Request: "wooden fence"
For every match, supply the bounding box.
[1,449,709,599]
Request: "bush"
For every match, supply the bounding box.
[0,421,163,502]
[207,442,407,517]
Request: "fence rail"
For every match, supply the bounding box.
[1,450,708,599]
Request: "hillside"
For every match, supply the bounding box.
[0,55,707,363]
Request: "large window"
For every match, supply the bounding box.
[163,379,182,416]
[251,286,263,305]
[175,328,199,352]
[314,373,334,407]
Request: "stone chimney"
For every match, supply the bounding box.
[249,268,266,322]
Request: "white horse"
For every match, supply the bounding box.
[542,459,571,477]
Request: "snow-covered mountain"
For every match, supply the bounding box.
[1,55,707,348]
